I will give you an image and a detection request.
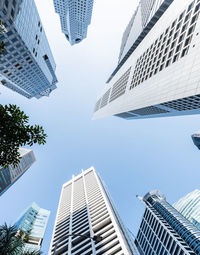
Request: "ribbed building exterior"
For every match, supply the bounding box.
[0,148,36,196]
[0,0,58,99]
[135,190,200,255]
[15,202,50,252]
[119,0,165,63]
[174,189,200,230]
[53,0,94,45]
[93,0,200,120]
[49,167,139,255]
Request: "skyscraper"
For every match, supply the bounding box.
[49,167,139,255]
[135,190,200,255]
[93,0,200,120]
[174,189,200,230]
[0,148,36,196]
[53,0,94,45]
[191,132,200,149]
[0,0,58,99]
[15,202,50,252]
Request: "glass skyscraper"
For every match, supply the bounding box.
[15,202,50,252]
[0,148,36,196]
[191,133,200,150]
[93,0,200,121]
[174,189,200,230]
[49,167,139,255]
[135,190,200,255]
[53,0,94,45]
[0,0,58,99]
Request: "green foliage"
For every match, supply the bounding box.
[0,104,47,167]
[23,234,29,243]
[0,223,24,255]
[0,223,42,255]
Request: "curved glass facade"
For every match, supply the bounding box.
[174,189,200,229]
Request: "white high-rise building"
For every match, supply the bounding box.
[174,189,200,230]
[93,0,200,120]
[49,167,139,255]
[53,0,94,45]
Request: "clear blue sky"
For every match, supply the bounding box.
[0,0,200,254]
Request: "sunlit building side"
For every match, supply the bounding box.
[93,0,200,121]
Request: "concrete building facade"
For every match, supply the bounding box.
[93,0,200,120]
[49,167,139,255]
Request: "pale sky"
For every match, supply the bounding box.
[1,0,200,254]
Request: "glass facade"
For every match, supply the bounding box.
[135,190,200,255]
[0,0,58,99]
[174,189,200,230]
[191,133,200,150]
[0,148,36,196]
[15,202,50,252]
[53,0,94,45]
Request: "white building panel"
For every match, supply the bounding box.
[49,167,139,255]
[93,0,200,120]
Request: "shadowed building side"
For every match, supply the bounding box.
[191,133,200,149]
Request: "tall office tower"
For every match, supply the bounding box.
[53,0,94,45]
[119,0,165,63]
[0,148,36,196]
[191,132,200,149]
[93,0,200,120]
[49,167,139,255]
[15,202,50,252]
[135,190,200,255]
[174,189,200,229]
[0,0,58,99]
